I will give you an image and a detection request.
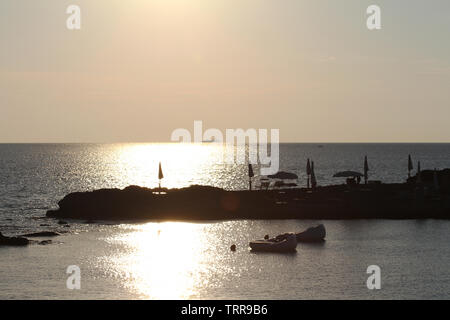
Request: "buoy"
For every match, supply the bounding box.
[230,244,236,251]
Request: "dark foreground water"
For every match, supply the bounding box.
[0,219,449,299]
[0,143,449,299]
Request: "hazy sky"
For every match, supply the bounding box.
[1,0,449,142]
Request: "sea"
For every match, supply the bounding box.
[0,143,450,299]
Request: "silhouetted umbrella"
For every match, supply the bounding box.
[158,162,164,189]
[248,164,254,191]
[311,161,317,189]
[248,164,254,178]
[158,162,164,180]
[408,155,413,178]
[268,171,298,180]
[364,156,369,184]
[306,158,311,188]
[333,171,364,178]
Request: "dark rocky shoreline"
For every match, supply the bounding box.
[0,231,57,246]
[46,178,450,221]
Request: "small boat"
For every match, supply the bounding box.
[249,233,297,252]
[296,224,326,242]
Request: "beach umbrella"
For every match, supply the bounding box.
[248,163,254,191]
[158,162,164,189]
[268,171,298,180]
[408,155,413,178]
[333,171,363,178]
[364,155,369,184]
[311,161,317,189]
[306,158,311,188]
[248,163,254,178]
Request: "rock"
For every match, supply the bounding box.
[38,240,52,245]
[46,182,450,221]
[230,244,236,251]
[0,232,29,246]
[58,220,68,225]
[20,231,60,237]
[63,225,70,228]
[40,224,51,227]
[264,234,269,240]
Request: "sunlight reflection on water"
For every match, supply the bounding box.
[94,219,449,300]
[105,222,223,299]
[99,220,305,299]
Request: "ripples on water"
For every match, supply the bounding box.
[0,143,450,299]
[1,220,449,299]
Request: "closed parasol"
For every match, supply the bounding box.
[248,163,254,190]
[408,155,413,178]
[158,162,164,189]
[311,161,317,189]
[364,156,369,184]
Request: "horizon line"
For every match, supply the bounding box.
[1,141,450,144]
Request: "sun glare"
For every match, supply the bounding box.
[109,222,211,299]
[112,143,225,189]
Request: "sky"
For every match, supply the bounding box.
[0,0,449,143]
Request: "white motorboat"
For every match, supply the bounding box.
[249,233,297,252]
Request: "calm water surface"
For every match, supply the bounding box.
[1,220,449,299]
[0,144,450,299]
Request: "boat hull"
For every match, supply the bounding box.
[249,234,297,252]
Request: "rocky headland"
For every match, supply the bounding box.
[46,170,450,221]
